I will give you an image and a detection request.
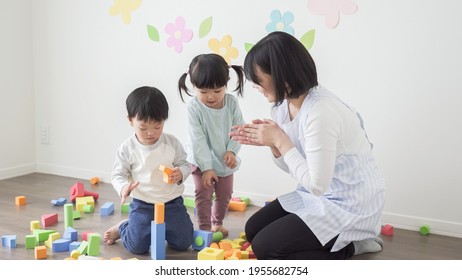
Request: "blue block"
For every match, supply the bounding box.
[150,222,165,260]
[100,202,114,216]
[69,241,81,251]
[52,238,72,252]
[2,235,17,248]
[192,230,213,251]
[63,227,78,242]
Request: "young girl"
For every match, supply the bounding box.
[178,53,246,237]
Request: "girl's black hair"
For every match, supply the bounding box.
[126,86,168,121]
[244,31,318,106]
[178,53,245,102]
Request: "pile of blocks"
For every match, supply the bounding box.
[193,229,256,260]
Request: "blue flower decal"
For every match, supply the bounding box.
[265,10,295,35]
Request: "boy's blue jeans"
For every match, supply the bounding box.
[119,196,193,254]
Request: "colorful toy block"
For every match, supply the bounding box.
[2,235,17,248]
[41,213,58,227]
[64,203,74,229]
[77,240,88,255]
[159,165,174,184]
[70,249,81,259]
[35,245,47,259]
[76,196,95,212]
[69,241,81,252]
[73,210,81,220]
[212,231,224,242]
[183,196,195,208]
[52,238,72,252]
[82,204,94,213]
[70,182,99,202]
[87,233,101,256]
[101,202,115,216]
[51,197,67,206]
[192,230,213,251]
[381,224,394,236]
[121,202,130,213]
[30,220,40,231]
[228,199,246,211]
[33,229,56,242]
[45,232,60,248]
[90,177,100,185]
[25,234,37,249]
[197,247,225,260]
[151,203,166,260]
[420,224,431,235]
[15,195,26,206]
[63,227,78,242]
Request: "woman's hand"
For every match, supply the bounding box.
[120,181,140,204]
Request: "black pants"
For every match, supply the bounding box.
[245,199,355,260]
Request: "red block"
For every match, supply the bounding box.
[70,182,99,202]
[381,224,394,236]
[41,213,58,227]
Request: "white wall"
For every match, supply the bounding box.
[2,0,462,237]
[0,0,35,178]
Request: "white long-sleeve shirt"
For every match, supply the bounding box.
[185,94,244,177]
[274,86,385,252]
[111,133,190,204]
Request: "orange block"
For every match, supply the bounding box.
[228,200,246,211]
[90,177,100,185]
[15,196,26,206]
[35,245,47,259]
[154,203,165,224]
[159,165,174,184]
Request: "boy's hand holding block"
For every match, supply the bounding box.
[159,165,174,184]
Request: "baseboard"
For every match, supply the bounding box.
[0,163,36,180]
[381,212,462,238]
[36,162,111,183]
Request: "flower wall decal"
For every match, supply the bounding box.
[266,10,295,35]
[208,35,238,64]
[165,16,193,53]
[109,0,142,24]
[307,0,358,29]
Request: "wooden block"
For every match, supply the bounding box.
[35,245,47,259]
[159,165,174,184]
[154,203,165,224]
[197,247,224,260]
[15,195,26,206]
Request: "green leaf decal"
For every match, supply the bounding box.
[300,29,315,50]
[244,43,254,53]
[147,25,159,42]
[199,17,212,38]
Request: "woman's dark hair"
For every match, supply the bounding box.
[178,53,245,102]
[244,31,318,106]
[126,86,168,121]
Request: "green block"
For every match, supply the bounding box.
[239,196,250,206]
[87,233,101,256]
[25,235,37,249]
[73,210,81,220]
[83,204,94,213]
[77,240,88,255]
[33,229,56,242]
[121,202,130,213]
[183,196,195,208]
[420,224,431,235]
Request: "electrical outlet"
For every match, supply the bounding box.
[40,125,50,144]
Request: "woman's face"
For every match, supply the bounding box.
[252,67,276,103]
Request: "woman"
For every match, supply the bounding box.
[230,32,385,259]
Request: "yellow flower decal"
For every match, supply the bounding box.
[208,35,238,64]
[109,0,142,24]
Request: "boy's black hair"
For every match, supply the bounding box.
[244,31,318,106]
[178,53,245,102]
[126,86,168,121]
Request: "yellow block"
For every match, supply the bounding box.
[30,220,40,231]
[198,247,225,260]
[45,232,60,248]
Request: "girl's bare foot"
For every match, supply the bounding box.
[211,224,229,237]
[103,219,126,245]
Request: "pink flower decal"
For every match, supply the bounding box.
[165,17,193,53]
[307,0,357,29]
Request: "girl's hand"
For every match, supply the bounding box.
[169,167,184,184]
[224,151,237,169]
[202,170,219,188]
[120,181,140,204]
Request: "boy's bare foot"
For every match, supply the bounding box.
[211,224,229,237]
[103,219,126,245]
